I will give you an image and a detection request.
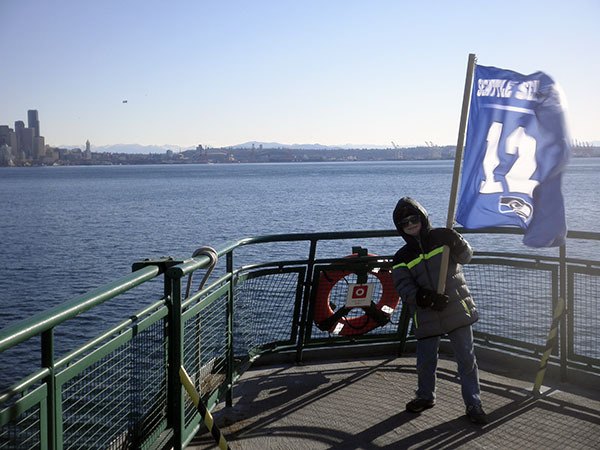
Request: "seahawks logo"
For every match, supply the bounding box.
[499,196,533,221]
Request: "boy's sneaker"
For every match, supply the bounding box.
[405,397,435,413]
[466,404,488,424]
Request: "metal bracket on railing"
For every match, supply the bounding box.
[185,246,219,299]
[351,246,369,284]
[132,256,186,274]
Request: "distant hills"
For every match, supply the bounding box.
[228,141,390,150]
[58,140,600,154]
[58,141,395,154]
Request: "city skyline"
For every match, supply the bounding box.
[0,107,459,166]
[1,1,599,148]
[0,109,47,162]
[2,105,598,163]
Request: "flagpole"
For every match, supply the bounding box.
[437,52,477,294]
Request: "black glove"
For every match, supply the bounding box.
[416,288,435,308]
[431,293,449,311]
[439,228,469,258]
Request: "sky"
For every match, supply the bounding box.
[1,0,599,149]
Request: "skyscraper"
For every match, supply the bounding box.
[84,140,92,160]
[14,121,24,156]
[27,110,46,159]
[27,110,40,138]
[20,128,35,159]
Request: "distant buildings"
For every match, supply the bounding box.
[0,109,46,165]
[1,109,599,167]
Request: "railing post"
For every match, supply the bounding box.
[559,243,567,381]
[296,239,318,363]
[41,329,56,450]
[165,270,184,449]
[226,252,234,408]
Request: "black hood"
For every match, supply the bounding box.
[392,197,432,244]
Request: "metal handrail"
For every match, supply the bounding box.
[2,228,598,352]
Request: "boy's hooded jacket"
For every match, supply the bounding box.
[392,197,478,339]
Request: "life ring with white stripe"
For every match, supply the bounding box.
[313,254,398,336]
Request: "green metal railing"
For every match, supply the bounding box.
[1,228,599,449]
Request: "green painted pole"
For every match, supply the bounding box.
[296,239,318,363]
[226,252,234,408]
[166,271,184,448]
[41,329,55,450]
[559,243,568,381]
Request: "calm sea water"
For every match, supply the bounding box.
[0,159,598,388]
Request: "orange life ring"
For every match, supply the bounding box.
[313,254,399,336]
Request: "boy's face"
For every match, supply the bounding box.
[400,214,422,236]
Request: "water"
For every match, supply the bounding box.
[0,159,599,388]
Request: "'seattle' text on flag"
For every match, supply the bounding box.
[456,65,571,247]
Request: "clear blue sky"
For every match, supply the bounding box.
[1,0,598,148]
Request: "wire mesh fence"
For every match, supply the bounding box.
[60,318,166,450]
[0,405,40,450]
[569,267,600,364]
[233,269,303,356]
[62,347,133,449]
[183,292,229,427]
[465,259,556,354]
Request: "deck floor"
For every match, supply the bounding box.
[188,354,600,449]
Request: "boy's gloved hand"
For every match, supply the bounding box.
[416,287,435,308]
[431,293,449,311]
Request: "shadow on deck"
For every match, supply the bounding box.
[188,353,600,449]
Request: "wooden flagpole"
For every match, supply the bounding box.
[437,53,477,294]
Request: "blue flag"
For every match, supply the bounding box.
[456,65,571,247]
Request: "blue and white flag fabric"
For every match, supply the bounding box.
[456,65,570,247]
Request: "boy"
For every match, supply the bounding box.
[391,197,487,424]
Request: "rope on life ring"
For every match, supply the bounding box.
[312,253,399,336]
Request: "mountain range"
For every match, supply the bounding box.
[59,142,396,154]
[58,140,600,154]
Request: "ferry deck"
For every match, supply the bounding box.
[1,229,599,449]
[188,350,600,449]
